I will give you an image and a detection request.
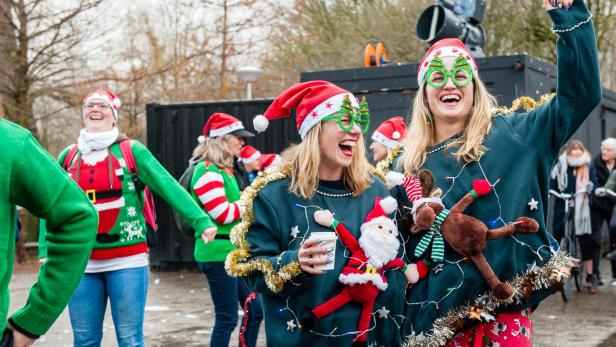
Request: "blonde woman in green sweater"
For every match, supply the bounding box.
[190,112,263,347]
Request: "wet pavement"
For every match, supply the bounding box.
[8,261,616,346]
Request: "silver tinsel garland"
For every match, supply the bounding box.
[402,251,576,347]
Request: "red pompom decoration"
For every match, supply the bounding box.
[472,179,491,196]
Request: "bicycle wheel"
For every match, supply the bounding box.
[570,235,583,292]
[559,237,573,302]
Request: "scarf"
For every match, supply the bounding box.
[77,127,119,155]
[569,153,592,236]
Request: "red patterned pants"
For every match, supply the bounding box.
[445,309,532,347]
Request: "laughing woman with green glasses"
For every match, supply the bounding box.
[382,0,602,345]
[227,81,408,346]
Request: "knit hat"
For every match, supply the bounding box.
[239,145,261,164]
[417,38,478,86]
[253,80,359,139]
[199,112,254,143]
[258,153,282,172]
[371,116,406,149]
[360,197,398,234]
[83,88,121,120]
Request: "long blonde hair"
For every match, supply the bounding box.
[400,76,497,175]
[193,134,235,169]
[282,122,372,199]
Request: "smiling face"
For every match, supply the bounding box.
[318,112,361,177]
[83,98,115,133]
[425,56,475,125]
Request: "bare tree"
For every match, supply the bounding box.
[261,0,431,95]
[0,0,104,139]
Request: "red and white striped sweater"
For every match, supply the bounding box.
[192,170,241,225]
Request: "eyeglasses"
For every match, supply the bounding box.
[84,102,110,110]
[425,54,474,89]
[321,95,370,133]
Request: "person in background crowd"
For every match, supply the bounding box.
[370,116,406,163]
[1,118,97,347]
[190,112,263,347]
[590,137,616,285]
[239,145,262,184]
[258,153,282,173]
[551,140,597,293]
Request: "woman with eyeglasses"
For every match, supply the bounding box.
[385,0,601,345]
[39,88,216,347]
[226,81,411,346]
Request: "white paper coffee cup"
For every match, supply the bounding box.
[309,231,337,271]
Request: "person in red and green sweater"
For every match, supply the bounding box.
[39,88,216,347]
[190,112,263,347]
[226,81,409,347]
[0,119,97,347]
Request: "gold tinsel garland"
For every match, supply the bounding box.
[225,166,303,293]
[494,93,555,115]
[374,144,403,179]
[402,251,576,347]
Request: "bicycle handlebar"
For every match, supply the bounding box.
[549,189,587,200]
[594,187,616,198]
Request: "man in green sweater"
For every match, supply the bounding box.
[0,119,97,346]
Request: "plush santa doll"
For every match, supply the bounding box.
[301,196,428,346]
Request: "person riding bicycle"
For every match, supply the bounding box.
[550,140,597,293]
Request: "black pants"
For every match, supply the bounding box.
[591,208,616,278]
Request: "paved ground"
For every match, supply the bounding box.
[8,260,616,346]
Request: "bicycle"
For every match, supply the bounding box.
[549,189,586,302]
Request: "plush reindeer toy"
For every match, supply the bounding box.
[388,169,539,299]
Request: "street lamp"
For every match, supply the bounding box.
[236,66,263,100]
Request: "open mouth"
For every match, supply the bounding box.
[339,140,356,158]
[439,93,461,106]
[89,115,104,121]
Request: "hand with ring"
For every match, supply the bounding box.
[297,239,329,275]
[544,0,573,10]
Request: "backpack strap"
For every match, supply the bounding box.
[62,145,79,171]
[118,139,158,231]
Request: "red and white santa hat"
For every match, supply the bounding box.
[371,116,406,149]
[253,80,359,140]
[360,197,398,234]
[417,38,478,86]
[239,145,261,164]
[258,153,282,172]
[390,174,444,220]
[83,88,121,120]
[199,112,254,143]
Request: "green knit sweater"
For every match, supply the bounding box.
[243,176,406,346]
[0,120,98,336]
[395,1,601,338]
[39,140,215,259]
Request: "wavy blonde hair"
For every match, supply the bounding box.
[282,122,372,199]
[400,76,498,175]
[193,134,235,169]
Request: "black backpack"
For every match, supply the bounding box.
[174,157,201,237]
